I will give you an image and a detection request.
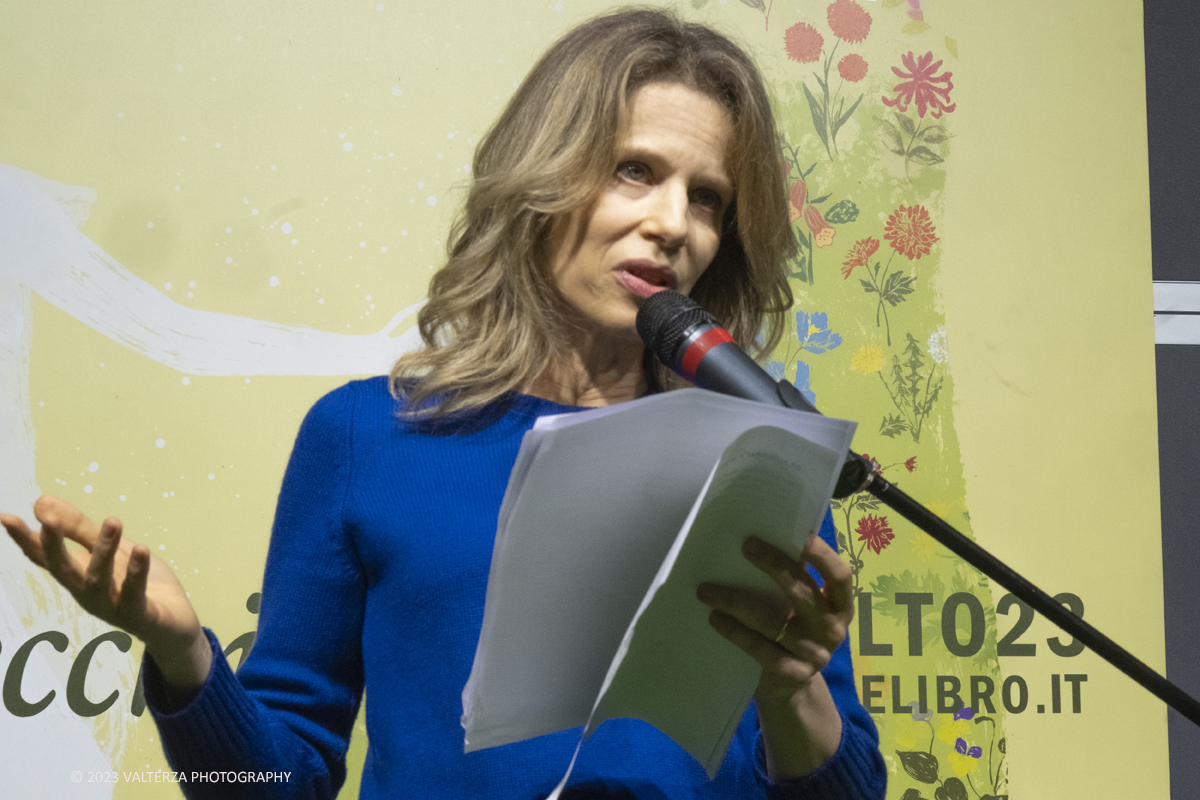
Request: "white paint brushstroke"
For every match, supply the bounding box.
[0,161,426,792]
[0,165,424,376]
[0,167,113,799]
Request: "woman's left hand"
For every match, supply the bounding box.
[696,532,853,778]
[697,533,853,696]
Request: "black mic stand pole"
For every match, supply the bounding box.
[773,379,1200,728]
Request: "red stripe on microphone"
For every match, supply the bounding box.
[680,328,735,382]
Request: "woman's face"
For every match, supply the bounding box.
[548,81,734,343]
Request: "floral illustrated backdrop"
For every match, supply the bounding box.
[764,4,1014,797]
[0,1,1166,798]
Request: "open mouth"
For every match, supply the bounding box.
[614,262,676,299]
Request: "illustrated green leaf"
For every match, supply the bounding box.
[896,750,939,784]
[878,119,905,156]
[908,146,945,166]
[836,531,849,554]
[833,94,864,136]
[934,777,968,800]
[880,415,910,438]
[901,790,929,800]
[871,570,947,623]
[803,82,830,150]
[903,19,932,35]
[691,0,711,7]
[895,112,916,136]
[882,274,916,306]
[860,279,877,295]
[825,199,859,224]
[946,36,959,58]
[809,193,831,205]
[737,0,766,10]
[802,161,817,178]
[918,126,949,144]
[998,737,1006,754]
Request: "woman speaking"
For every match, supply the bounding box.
[2,9,886,799]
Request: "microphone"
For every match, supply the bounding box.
[636,289,820,414]
[636,289,868,497]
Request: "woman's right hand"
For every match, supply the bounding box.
[0,496,212,690]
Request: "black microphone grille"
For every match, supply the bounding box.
[635,290,719,368]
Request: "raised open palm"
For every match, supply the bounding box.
[1,496,211,687]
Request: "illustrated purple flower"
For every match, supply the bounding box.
[955,737,983,759]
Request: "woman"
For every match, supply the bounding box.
[1,9,885,799]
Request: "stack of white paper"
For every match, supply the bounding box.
[461,388,856,779]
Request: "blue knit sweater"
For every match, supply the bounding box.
[143,377,886,799]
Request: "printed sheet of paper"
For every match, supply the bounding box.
[461,388,855,758]
[587,426,843,776]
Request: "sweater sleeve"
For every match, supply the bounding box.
[142,385,367,800]
[756,510,888,800]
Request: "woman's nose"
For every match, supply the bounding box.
[641,183,689,249]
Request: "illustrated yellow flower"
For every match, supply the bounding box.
[909,531,937,561]
[925,499,951,519]
[936,715,969,746]
[851,346,885,374]
[948,749,982,777]
[893,715,928,751]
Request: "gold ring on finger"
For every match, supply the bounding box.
[773,614,793,645]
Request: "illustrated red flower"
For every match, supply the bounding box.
[884,205,938,260]
[785,22,824,64]
[827,0,872,44]
[905,456,917,472]
[906,0,925,22]
[859,452,883,473]
[788,179,807,222]
[841,236,879,279]
[804,205,836,248]
[881,51,956,119]
[837,53,868,83]
[856,514,895,555]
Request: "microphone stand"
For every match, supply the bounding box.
[774,379,1200,728]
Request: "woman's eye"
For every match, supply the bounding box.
[692,189,722,211]
[618,162,649,182]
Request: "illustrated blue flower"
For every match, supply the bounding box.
[953,707,975,721]
[766,359,817,406]
[796,310,843,354]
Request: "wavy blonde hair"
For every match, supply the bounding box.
[391,8,795,416]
